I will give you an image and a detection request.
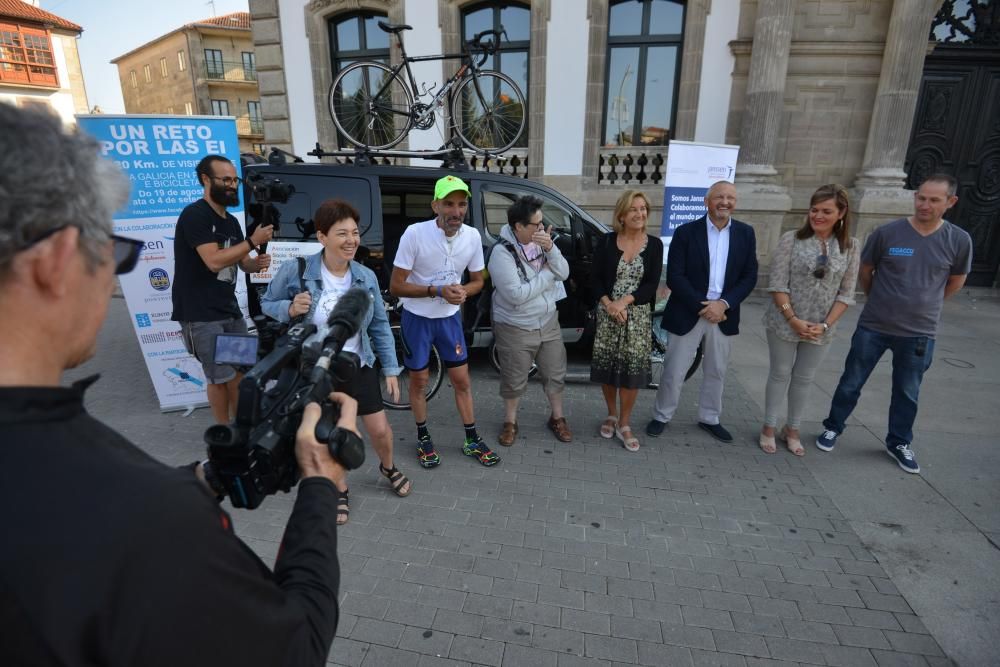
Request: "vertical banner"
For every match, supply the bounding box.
[77,114,244,412]
[661,140,740,246]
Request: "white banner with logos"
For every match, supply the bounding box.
[77,114,246,412]
[660,140,740,248]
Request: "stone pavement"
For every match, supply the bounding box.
[63,293,1000,666]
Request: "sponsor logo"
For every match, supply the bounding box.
[149,267,171,291]
[135,313,152,328]
[889,247,915,257]
[143,294,172,304]
[141,331,167,344]
[706,165,734,180]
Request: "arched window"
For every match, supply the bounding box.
[603,0,685,147]
[462,1,530,148]
[328,12,390,73]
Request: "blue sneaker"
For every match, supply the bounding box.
[816,429,839,452]
[887,443,920,474]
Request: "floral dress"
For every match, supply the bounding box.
[590,243,652,388]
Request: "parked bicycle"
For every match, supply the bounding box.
[328,21,526,153]
[378,292,444,410]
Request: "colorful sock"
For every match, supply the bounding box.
[416,421,430,442]
[464,423,480,442]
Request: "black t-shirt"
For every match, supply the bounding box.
[171,198,245,322]
[0,378,342,667]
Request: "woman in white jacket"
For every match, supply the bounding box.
[488,195,572,446]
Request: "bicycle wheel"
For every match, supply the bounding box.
[451,70,526,153]
[488,341,538,378]
[646,334,702,389]
[329,61,412,150]
[382,325,444,410]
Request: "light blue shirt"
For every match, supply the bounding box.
[706,216,731,302]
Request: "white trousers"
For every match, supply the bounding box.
[652,317,732,425]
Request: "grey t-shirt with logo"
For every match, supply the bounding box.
[858,217,972,338]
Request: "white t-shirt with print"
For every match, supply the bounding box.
[312,264,365,366]
[394,218,485,318]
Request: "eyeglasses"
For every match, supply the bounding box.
[813,253,829,279]
[18,225,144,275]
[209,175,243,187]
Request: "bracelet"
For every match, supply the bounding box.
[427,285,432,298]
[437,285,443,298]
[246,238,256,253]
[780,303,791,311]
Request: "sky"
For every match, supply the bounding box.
[41,0,251,114]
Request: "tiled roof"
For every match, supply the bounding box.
[0,0,82,32]
[192,11,250,31]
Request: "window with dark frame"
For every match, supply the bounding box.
[241,51,256,81]
[603,0,685,147]
[211,99,230,116]
[328,11,391,147]
[461,1,530,149]
[0,22,59,87]
[247,100,262,134]
[205,48,224,79]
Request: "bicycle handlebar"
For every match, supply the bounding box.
[465,26,507,66]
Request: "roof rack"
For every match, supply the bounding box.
[307,137,504,172]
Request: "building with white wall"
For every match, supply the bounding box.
[0,0,88,123]
[249,0,1000,286]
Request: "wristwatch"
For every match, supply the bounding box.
[821,322,830,331]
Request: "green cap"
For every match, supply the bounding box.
[433,175,471,201]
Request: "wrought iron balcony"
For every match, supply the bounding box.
[236,117,264,136]
[205,61,257,83]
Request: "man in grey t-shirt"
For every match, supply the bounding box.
[815,174,972,473]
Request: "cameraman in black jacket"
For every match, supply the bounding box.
[0,105,348,666]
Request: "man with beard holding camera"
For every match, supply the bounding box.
[172,154,273,423]
[0,105,351,666]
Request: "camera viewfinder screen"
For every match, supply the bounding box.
[214,333,259,366]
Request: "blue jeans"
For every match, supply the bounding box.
[824,325,935,448]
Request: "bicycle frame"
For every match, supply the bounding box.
[370,34,491,128]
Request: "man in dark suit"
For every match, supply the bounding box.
[646,181,758,442]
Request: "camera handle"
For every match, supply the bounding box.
[314,403,365,470]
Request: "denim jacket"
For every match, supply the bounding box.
[261,251,401,376]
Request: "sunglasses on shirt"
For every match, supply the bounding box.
[19,225,145,275]
[813,253,828,280]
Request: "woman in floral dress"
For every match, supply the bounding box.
[590,190,663,451]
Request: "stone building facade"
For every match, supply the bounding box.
[247,0,996,285]
[0,0,88,123]
[112,12,266,155]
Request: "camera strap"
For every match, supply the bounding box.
[288,256,309,326]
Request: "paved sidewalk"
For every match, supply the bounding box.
[62,294,1000,666]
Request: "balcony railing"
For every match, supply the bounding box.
[597,146,666,185]
[205,61,257,83]
[235,117,264,136]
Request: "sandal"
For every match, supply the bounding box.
[599,415,618,439]
[759,431,777,454]
[615,425,640,452]
[779,426,805,457]
[336,488,350,526]
[379,463,412,497]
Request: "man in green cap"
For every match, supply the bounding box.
[389,175,499,468]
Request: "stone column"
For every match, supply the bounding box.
[853,0,944,219]
[735,0,794,187]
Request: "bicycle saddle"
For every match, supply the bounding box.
[378,21,412,34]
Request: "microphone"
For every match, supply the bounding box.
[305,287,370,396]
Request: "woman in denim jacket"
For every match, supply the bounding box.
[262,199,410,525]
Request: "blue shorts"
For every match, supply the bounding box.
[400,309,467,370]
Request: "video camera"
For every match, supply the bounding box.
[245,172,295,204]
[203,287,371,509]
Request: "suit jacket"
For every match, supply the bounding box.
[661,216,758,336]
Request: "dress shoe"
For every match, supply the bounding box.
[547,416,572,442]
[498,422,518,446]
[646,419,667,437]
[698,422,733,442]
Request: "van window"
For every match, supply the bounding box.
[480,188,573,240]
[245,173,378,246]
